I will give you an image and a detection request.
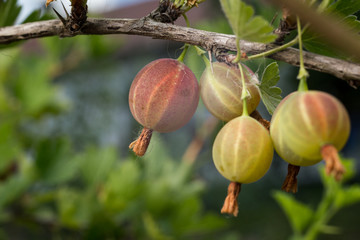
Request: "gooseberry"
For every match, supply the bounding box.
[270,90,350,192]
[212,115,273,216]
[200,62,260,122]
[129,58,199,156]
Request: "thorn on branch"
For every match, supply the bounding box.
[149,0,183,23]
[52,0,88,35]
[274,7,297,44]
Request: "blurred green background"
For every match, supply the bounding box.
[0,0,359,239]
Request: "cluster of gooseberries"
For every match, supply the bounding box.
[128,48,350,217]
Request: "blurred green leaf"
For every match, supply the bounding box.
[0,0,21,27]
[172,196,225,235]
[12,60,57,115]
[143,212,174,240]
[258,62,282,115]
[319,158,356,187]
[334,185,360,209]
[0,172,33,209]
[220,0,276,43]
[0,120,20,172]
[56,188,91,228]
[34,138,81,184]
[79,146,117,187]
[100,160,142,212]
[273,191,314,233]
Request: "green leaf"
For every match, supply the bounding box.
[34,138,82,184]
[334,185,360,209]
[0,120,20,172]
[319,157,356,187]
[0,173,33,209]
[327,0,360,16]
[303,15,360,59]
[220,0,276,43]
[56,188,95,228]
[273,191,314,233]
[143,212,174,240]
[0,0,21,27]
[258,62,282,115]
[79,146,117,187]
[303,0,360,59]
[100,160,142,212]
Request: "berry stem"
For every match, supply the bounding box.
[177,44,189,63]
[296,16,309,92]
[233,37,242,63]
[182,13,190,27]
[194,46,211,68]
[238,63,249,117]
[221,182,241,217]
[246,36,299,61]
[233,39,250,117]
[129,127,153,156]
[281,164,301,193]
[321,144,345,181]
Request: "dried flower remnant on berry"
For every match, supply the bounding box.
[221,182,241,217]
[321,144,345,181]
[129,128,153,157]
[281,164,300,193]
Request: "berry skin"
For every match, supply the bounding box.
[200,62,260,122]
[212,116,273,183]
[129,58,199,133]
[270,91,350,167]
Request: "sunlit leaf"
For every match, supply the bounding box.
[258,62,282,115]
[220,0,276,43]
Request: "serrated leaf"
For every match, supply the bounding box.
[258,62,282,115]
[220,0,276,43]
[303,0,360,59]
[303,15,360,59]
[273,191,314,233]
[327,0,360,16]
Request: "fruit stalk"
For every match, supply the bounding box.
[281,164,300,193]
[129,128,153,156]
[296,16,309,91]
[221,182,241,217]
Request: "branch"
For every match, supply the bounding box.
[1,18,359,85]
